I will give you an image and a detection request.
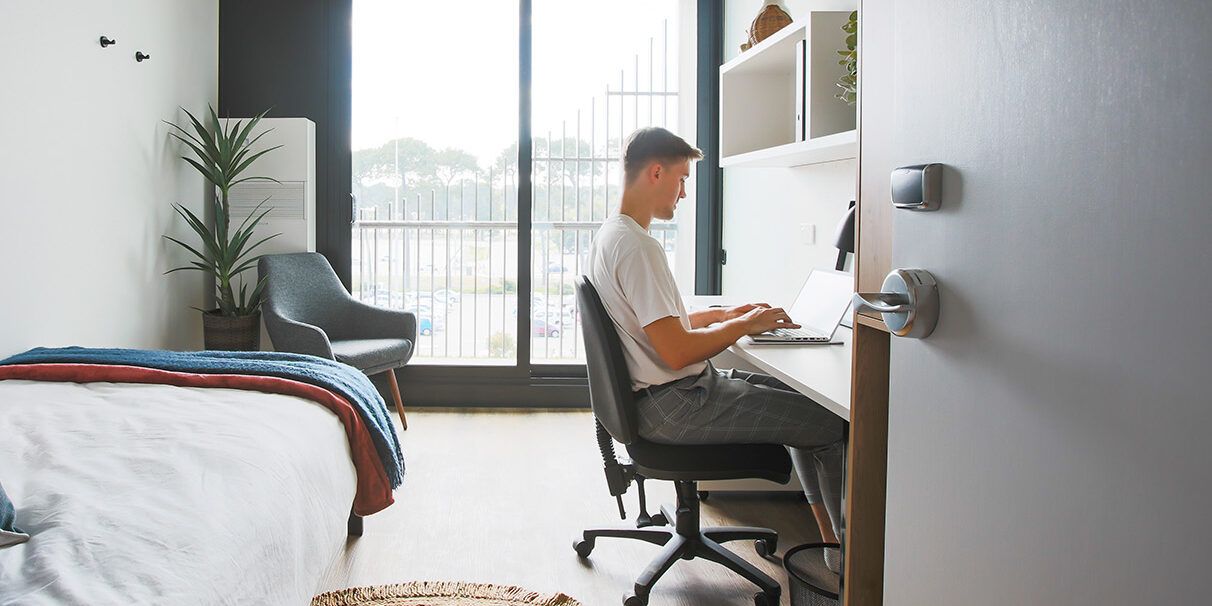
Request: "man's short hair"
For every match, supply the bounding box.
[622,127,703,183]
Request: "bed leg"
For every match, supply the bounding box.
[348,511,363,537]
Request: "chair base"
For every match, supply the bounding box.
[575,481,782,606]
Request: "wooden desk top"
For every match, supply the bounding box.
[727,328,852,420]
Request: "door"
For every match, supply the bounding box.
[877,2,1212,605]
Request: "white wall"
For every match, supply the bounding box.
[0,1,218,357]
[721,0,857,306]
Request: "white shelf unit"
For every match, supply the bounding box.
[719,12,856,168]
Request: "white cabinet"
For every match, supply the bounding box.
[226,118,317,255]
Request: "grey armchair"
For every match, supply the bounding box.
[258,252,414,430]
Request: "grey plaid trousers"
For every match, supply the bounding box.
[635,363,846,536]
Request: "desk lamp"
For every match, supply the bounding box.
[833,200,856,271]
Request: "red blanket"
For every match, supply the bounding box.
[0,363,393,515]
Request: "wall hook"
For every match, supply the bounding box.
[99,36,117,48]
[135,51,151,62]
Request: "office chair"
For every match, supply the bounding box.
[573,276,791,606]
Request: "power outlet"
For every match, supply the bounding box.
[799,223,816,245]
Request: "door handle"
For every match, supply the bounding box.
[852,292,912,314]
[853,269,939,338]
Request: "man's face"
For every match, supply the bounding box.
[652,159,690,221]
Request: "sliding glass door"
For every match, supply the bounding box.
[351,0,520,364]
[530,0,683,365]
[349,0,688,386]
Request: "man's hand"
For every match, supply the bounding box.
[645,305,799,371]
[723,302,770,321]
[738,306,801,334]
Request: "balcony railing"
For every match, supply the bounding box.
[352,217,676,364]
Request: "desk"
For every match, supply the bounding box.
[726,329,852,420]
[686,296,852,418]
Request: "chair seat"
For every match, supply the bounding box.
[625,439,793,483]
[330,338,413,375]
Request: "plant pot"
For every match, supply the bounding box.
[202,310,261,351]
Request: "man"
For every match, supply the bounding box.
[586,127,846,570]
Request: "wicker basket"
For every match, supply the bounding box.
[784,543,841,606]
[202,310,261,351]
[747,0,793,48]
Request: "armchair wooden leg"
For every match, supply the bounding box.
[385,369,408,431]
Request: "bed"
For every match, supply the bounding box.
[0,349,404,605]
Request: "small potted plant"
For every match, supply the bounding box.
[836,11,858,106]
[163,106,281,350]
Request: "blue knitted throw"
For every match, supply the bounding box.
[0,347,404,487]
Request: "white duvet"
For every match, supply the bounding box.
[0,379,357,605]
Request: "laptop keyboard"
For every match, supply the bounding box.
[765,327,829,341]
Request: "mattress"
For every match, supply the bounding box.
[0,379,357,605]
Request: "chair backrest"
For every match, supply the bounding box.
[258,252,348,330]
[575,276,640,445]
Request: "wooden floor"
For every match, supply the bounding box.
[319,409,822,606]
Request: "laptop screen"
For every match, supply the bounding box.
[788,270,854,334]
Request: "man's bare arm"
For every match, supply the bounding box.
[687,303,771,329]
[644,307,800,370]
[688,308,725,328]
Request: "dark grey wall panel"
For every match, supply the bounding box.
[219,0,353,288]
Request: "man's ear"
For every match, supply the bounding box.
[648,161,663,183]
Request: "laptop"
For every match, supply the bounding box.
[747,269,853,345]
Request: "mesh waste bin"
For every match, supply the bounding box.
[784,542,841,606]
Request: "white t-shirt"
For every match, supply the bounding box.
[587,214,707,390]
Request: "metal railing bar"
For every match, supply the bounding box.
[575,109,582,223]
[529,155,621,162]
[663,20,668,126]
[604,91,678,97]
[472,174,479,355]
[590,97,597,222]
[649,36,654,127]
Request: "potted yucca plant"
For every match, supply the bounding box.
[164,106,281,351]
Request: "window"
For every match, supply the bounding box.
[348,0,695,377]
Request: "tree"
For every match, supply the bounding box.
[433,147,479,188]
[353,137,443,188]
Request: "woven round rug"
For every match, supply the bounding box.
[312,581,584,606]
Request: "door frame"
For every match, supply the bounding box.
[844,1,894,603]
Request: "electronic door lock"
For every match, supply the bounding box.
[891,164,943,211]
[853,269,939,338]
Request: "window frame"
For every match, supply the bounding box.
[316,0,724,405]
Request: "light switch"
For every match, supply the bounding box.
[799,223,816,245]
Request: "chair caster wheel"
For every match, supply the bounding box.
[755,538,777,558]
[753,590,779,606]
[650,513,668,526]
[623,591,648,606]
[697,490,710,501]
[573,537,595,558]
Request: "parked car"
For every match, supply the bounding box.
[429,289,461,305]
[406,303,445,335]
[532,316,561,338]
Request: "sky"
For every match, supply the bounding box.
[351,0,682,166]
